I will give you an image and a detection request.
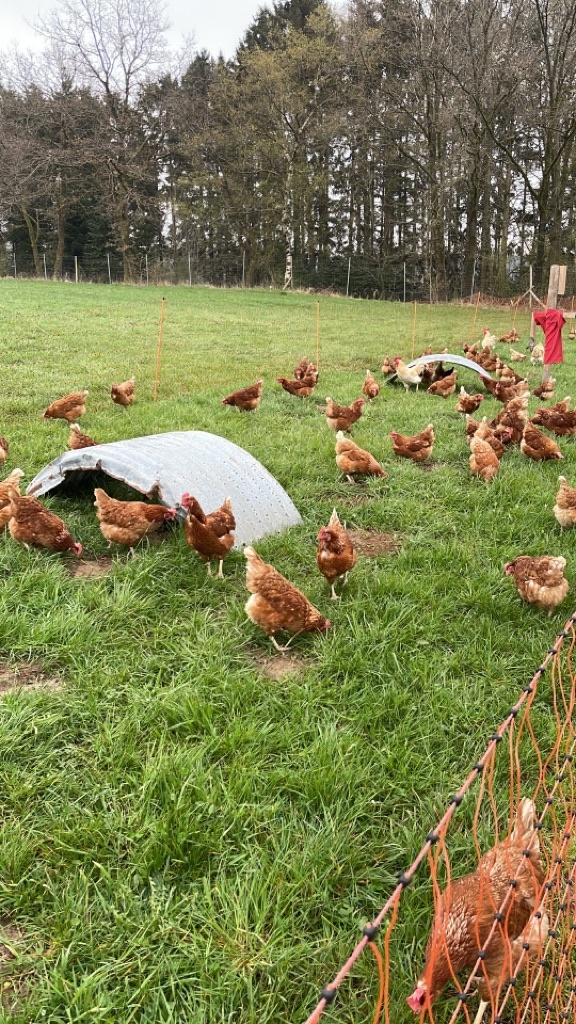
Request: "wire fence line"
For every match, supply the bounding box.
[4,245,576,305]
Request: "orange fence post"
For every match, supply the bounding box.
[153,296,166,401]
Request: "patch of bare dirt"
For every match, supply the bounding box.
[0,923,25,965]
[250,649,310,680]
[0,661,62,695]
[0,921,30,1012]
[67,555,114,578]
[347,529,402,557]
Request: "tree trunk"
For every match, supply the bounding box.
[53,188,66,280]
[479,158,492,294]
[20,206,42,276]
[429,179,447,302]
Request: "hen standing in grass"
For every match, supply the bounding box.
[455,387,484,414]
[325,397,365,432]
[483,376,529,404]
[504,555,569,612]
[335,432,386,483]
[520,422,563,461]
[469,417,510,458]
[427,371,457,398]
[180,493,235,577]
[389,424,434,462]
[490,394,529,444]
[293,356,310,380]
[9,495,82,555]
[0,437,8,466]
[43,390,89,422]
[111,377,136,407]
[553,476,576,528]
[362,370,380,400]
[469,434,500,482]
[0,469,24,529]
[277,376,316,397]
[293,358,318,383]
[392,357,422,391]
[509,347,527,362]
[94,488,177,554]
[316,509,356,599]
[222,379,263,411]
[244,546,330,652]
[531,403,576,437]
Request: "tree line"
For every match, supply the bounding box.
[1,0,576,300]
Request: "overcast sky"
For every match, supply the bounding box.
[0,0,270,59]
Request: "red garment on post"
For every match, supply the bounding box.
[533,308,566,364]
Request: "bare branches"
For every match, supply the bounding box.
[35,0,170,102]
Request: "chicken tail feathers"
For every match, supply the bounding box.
[93,487,109,508]
[512,797,539,851]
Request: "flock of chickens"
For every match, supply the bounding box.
[0,361,356,653]
[1,325,572,1015]
[221,331,575,1014]
[2,329,576,636]
[384,328,576,616]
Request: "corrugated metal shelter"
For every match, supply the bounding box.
[387,353,494,384]
[27,431,302,548]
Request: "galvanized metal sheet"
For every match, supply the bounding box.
[27,430,302,548]
[387,353,494,383]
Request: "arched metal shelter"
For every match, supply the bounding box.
[27,431,302,548]
[387,353,494,384]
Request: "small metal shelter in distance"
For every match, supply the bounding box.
[386,353,493,384]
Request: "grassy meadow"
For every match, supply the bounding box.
[0,280,574,1022]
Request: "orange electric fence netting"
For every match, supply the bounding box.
[305,613,576,1024]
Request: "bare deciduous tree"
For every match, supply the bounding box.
[36,0,171,280]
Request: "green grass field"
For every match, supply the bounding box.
[0,280,573,1022]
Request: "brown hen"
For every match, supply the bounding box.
[362,370,380,400]
[471,417,509,458]
[111,377,136,407]
[390,423,434,463]
[244,546,330,652]
[9,495,82,554]
[470,434,500,481]
[335,432,386,483]
[455,387,484,414]
[531,405,576,437]
[520,422,563,461]
[427,372,457,397]
[94,488,177,553]
[277,376,316,397]
[222,379,263,411]
[0,468,24,529]
[43,390,89,422]
[553,476,576,528]
[483,377,529,404]
[317,509,356,599]
[504,555,568,612]
[407,799,544,1014]
[68,424,98,449]
[181,493,235,577]
[325,397,365,432]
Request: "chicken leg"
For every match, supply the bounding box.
[472,1000,489,1024]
